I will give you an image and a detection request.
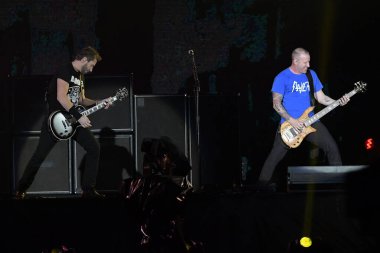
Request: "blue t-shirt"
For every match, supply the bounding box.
[272,68,323,123]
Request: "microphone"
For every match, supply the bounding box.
[188,49,194,55]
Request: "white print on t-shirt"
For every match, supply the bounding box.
[70,75,83,86]
[292,81,310,93]
[67,75,83,106]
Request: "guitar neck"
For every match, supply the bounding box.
[304,88,358,127]
[81,96,117,117]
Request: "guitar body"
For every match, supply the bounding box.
[280,107,316,148]
[47,87,129,141]
[279,81,367,148]
[48,105,85,140]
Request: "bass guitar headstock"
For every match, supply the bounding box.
[354,81,367,93]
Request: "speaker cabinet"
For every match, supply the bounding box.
[287,165,368,192]
[74,132,134,193]
[189,94,241,189]
[13,135,71,194]
[1,78,11,133]
[0,133,12,195]
[134,95,188,174]
[0,78,11,195]
[84,76,133,131]
[11,76,51,133]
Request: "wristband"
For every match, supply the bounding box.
[69,106,82,120]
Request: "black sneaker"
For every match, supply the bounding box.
[15,191,26,200]
[81,188,105,198]
[254,182,277,193]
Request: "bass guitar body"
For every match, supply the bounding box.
[280,81,367,148]
[280,107,316,148]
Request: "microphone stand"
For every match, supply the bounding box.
[188,49,201,184]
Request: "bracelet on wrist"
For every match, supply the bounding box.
[69,106,82,120]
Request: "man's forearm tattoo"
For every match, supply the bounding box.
[273,93,291,120]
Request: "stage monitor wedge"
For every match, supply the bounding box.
[287,165,368,192]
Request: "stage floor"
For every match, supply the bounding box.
[1,189,379,253]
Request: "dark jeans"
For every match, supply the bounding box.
[258,121,342,183]
[17,117,100,192]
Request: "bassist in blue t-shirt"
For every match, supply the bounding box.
[257,48,350,191]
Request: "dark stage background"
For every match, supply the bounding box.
[1,0,380,252]
[1,0,378,189]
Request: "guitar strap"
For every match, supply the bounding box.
[306,69,315,106]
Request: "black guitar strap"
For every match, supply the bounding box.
[306,69,315,106]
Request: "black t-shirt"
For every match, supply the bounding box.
[47,63,84,113]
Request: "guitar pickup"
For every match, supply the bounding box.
[62,120,68,129]
[288,128,298,137]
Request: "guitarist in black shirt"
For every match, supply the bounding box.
[15,46,112,199]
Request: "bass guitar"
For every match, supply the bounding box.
[280,81,367,148]
[48,87,128,140]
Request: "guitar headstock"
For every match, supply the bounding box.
[115,87,129,101]
[354,81,367,93]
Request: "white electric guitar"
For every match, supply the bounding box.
[48,87,128,140]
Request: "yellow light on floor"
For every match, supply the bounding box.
[300,237,312,247]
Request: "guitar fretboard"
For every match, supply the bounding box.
[304,88,358,127]
[81,96,118,117]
